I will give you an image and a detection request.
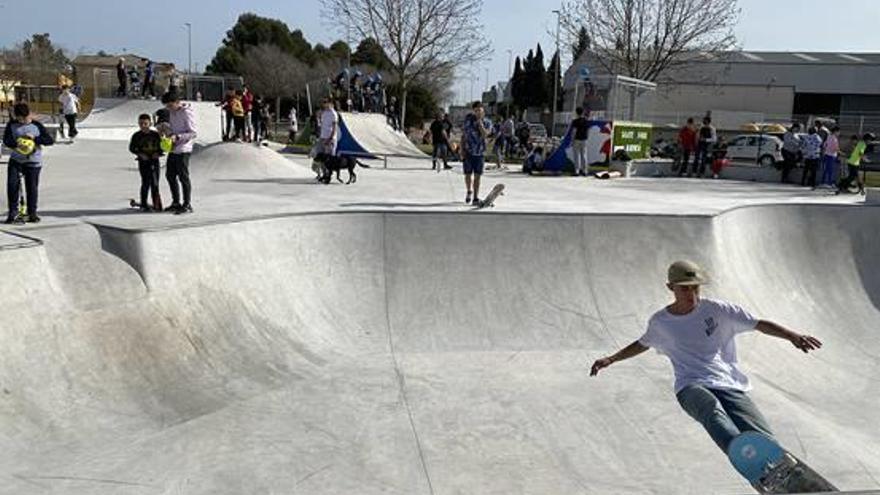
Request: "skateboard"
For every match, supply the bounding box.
[473,183,505,210]
[595,170,622,180]
[728,431,837,494]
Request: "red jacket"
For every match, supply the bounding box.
[242,90,253,113]
[678,126,697,152]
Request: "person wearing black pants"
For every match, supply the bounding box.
[695,116,716,177]
[3,102,54,223]
[129,114,163,211]
[162,90,197,214]
[166,153,191,210]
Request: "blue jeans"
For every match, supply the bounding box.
[821,155,838,186]
[676,384,773,452]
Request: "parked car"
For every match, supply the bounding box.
[725,134,783,166]
[527,123,547,139]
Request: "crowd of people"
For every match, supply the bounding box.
[2,88,197,224]
[780,122,871,194]
[115,57,165,99]
[217,85,272,143]
[675,116,872,193]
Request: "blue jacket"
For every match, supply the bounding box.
[3,120,54,166]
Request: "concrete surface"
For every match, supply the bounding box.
[0,118,878,495]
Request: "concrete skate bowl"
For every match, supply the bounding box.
[0,204,878,494]
[76,98,223,144]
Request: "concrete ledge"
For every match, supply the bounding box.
[611,159,808,184]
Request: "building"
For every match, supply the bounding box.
[72,54,176,107]
[564,50,880,132]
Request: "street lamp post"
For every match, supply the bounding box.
[184,23,192,73]
[507,49,513,80]
[551,9,561,138]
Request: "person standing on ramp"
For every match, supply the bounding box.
[162,91,197,214]
[590,261,823,458]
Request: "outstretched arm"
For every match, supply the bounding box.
[590,340,649,376]
[755,320,823,353]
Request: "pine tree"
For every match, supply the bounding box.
[546,51,563,111]
[511,57,526,109]
[572,26,590,62]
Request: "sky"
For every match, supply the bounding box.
[2,0,880,104]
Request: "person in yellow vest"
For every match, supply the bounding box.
[837,133,873,195]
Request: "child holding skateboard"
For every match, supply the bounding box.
[128,114,163,212]
[590,261,823,479]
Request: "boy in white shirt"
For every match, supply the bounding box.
[58,85,80,142]
[590,260,823,455]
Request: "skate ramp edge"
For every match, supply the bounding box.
[0,204,878,494]
[338,112,428,158]
[77,98,223,145]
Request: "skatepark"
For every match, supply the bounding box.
[1,98,879,495]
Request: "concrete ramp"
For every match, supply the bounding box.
[77,97,223,144]
[191,142,315,179]
[338,112,427,158]
[0,205,878,494]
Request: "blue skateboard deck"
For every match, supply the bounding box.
[728,431,837,493]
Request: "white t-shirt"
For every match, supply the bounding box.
[320,108,338,140]
[289,109,298,132]
[59,92,79,115]
[638,298,759,394]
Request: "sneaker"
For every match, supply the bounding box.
[465,191,472,204]
[3,215,15,224]
[26,214,41,224]
[139,205,152,213]
[444,165,453,170]
[165,203,182,213]
[174,204,193,215]
[471,197,481,206]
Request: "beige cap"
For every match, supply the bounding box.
[667,260,708,286]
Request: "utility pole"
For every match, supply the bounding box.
[551,9,561,138]
[184,23,192,73]
[507,49,513,79]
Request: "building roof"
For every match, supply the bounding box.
[715,51,880,65]
[72,54,174,68]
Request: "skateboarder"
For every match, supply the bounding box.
[430,111,451,171]
[461,101,492,205]
[590,260,823,457]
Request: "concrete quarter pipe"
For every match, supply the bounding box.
[0,202,878,494]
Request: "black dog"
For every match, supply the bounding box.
[314,153,369,184]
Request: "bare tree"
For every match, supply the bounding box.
[322,0,492,126]
[560,0,740,82]
[239,44,312,122]
[0,49,25,109]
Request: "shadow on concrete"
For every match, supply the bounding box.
[211,178,318,186]
[340,201,463,208]
[40,208,142,218]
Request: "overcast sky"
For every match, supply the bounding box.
[2,0,879,103]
